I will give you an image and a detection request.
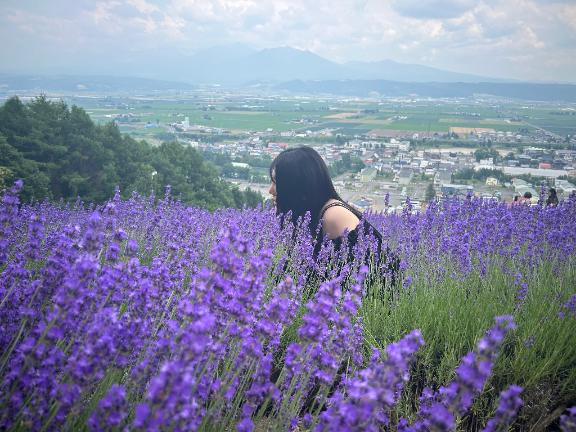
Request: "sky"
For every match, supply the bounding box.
[1,0,575,82]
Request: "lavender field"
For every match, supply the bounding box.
[1,180,575,431]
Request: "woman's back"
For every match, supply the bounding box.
[312,200,399,294]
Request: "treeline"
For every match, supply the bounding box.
[0,96,262,209]
[328,152,365,177]
[201,151,272,183]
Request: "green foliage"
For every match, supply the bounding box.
[328,152,365,177]
[474,148,502,163]
[513,173,549,186]
[362,259,576,428]
[201,150,272,183]
[377,170,394,180]
[0,96,262,208]
[454,168,510,183]
[558,175,576,185]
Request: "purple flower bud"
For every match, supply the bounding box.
[482,385,523,432]
[560,406,576,432]
[125,239,138,257]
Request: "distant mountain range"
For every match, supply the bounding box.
[2,45,516,86]
[0,74,194,93]
[166,46,510,84]
[2,45,575,102]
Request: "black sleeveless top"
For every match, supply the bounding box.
[311,201,400,290]
[313,201,381,258]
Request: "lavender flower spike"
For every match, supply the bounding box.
[409,316,517,432]
[560,407,576,432]
[441,315,516,416]
[482,385,523,432]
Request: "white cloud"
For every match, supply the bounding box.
[391,0,476,19]
[127,0,160,14]
[0,0,574,81]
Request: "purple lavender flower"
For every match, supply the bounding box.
[0,180,23,265]
[1,169,575,432]
[236,415,254,432]
[482,385,523,432]
[560,406,576,432]
[317,330,425,431]
[524,336,535,348]
[558,294,576,319]
[87,384,128,431]
[409,316,516,431]
[442,316,516,415]
[513,272,528,307]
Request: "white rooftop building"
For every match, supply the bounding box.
[502,167,568,179]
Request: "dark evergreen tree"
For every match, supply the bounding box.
[0,96,262,209]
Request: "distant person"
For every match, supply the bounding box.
[512,195,520,205]
[522,191,533,204]
[268,146,399,288]
[546,188,559,206]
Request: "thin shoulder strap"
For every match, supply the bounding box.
[320,201,358,220]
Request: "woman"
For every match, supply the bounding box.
[268,146,398,291]
[546,188,559,206]
[267,147,399,413]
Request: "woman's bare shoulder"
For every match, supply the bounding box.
[321,201,360,239]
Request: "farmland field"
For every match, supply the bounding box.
[64,94,576,141]
[1,181,575,431]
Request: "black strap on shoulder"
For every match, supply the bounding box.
[320,201,357,220]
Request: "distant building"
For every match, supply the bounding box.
[231,162,250,169]
[441,184,474,197]
[555,179,576,195]
[502,167,568,179]
[512,178,530,188]
[524,147,546,157]
[351,198,373,212]
[555,150,576,161]
[486,177,499,187]
[450,127,496,136]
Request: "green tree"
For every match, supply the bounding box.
[474,148,501,163]
[0,134,51,200]
[0,97,262,209]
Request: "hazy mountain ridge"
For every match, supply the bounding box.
[1,46,520,86]
[176,46,510,84]
[0,74,195,92]
[2,46,575,102]
[342,60,512,83]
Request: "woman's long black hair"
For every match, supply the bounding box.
[269,146,360,238]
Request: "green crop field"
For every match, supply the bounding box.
[70,95,574,140]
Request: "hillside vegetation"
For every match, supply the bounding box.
[0,96,261,209]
